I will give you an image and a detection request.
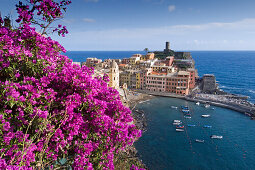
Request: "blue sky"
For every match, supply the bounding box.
[1,0,255,51]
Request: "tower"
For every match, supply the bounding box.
[166,42,170,50]
[164,41,171,53]
[109,60,119,89]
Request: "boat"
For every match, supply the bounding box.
[211,135,223,139]
[176,125,184,128]
[173,122,182,125]
[184,116,192,119]
[203,125,212,128]
[173,120,181,123]
[204,104,210,108]
[201,114,210,118]
[185,113,191,116]
[187,124,196,127]
[176,129,184,132]
[182,110,190,113]
[181,106,189,109]
[171,106,178,109]
[195,139,205,143]
[196,102,200,105]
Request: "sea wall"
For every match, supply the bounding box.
[185,97,255,117]
[134,89,255,118]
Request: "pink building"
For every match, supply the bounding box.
[146,72,167,92]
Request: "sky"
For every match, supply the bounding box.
[1,0,255,51]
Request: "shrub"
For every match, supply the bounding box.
[0,1,141,169]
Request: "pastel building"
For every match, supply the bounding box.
[85,58,102,67]
[146,72,167,92]
[130,54,142,65]
[141,53,155,61]
[145,71,191,95]
[165,71,190,95]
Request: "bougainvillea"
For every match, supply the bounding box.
[0,1,141,169]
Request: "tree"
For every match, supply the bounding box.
[143,48,149,54]
[0,1,141,169]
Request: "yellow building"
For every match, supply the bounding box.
[136,72,141,89]
[130,54,141,65]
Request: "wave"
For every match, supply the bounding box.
[219,85,243,90]
[248,90,255,94]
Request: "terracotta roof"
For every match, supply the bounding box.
[119,64,127,66]
[151,71,167,75]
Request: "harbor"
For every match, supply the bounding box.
[134,97,255,170]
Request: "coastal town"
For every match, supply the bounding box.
[74,42,198,95]
[73,42,255,119]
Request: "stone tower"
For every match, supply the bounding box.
[164,41,171,53]
[109,60,119,89]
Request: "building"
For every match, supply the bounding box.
[108,61,119,89]
[146,72,167,92]
[141,53,155,61]
[201,74,217,93]
[145,71,191,95]
[85,58,102,67]
[166,71,190,95]
[130,54,141,65]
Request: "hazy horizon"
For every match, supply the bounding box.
[1,0,255,51]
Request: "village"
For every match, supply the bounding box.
[73,42,255,118]
[73,42,206,96]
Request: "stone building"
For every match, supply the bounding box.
[201,74,217,93]
[108,61,119,89]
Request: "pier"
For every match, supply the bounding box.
[133,89,255,118]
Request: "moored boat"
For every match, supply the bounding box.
[171,106,178,109]
[204,104,210,108]
[184,116,192,119]
[195,139,205,143]
[176,129,184,132]
[176,125,184,128]
[203,125,212,128]
[211,135,223,139]
[173,122,182,125]
[173,120,181,123]
[196,102,200,105]
[201,114,210,118]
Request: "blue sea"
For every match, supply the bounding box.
[65,51,255,169]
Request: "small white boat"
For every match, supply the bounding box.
[196,102,200,105]
[204,104,210,108]
[173,120,181,123]
[211,135,223,139]
[171,106,178,109]
[173,122,182,125]
[195,139,205,143]
[184,116,192,119]
[201,114,210,118]
[176,129,184,132]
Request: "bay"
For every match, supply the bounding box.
[134,97,255,170]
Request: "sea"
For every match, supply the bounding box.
[65,51,255,170]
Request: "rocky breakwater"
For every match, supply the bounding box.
[186,93,255,119]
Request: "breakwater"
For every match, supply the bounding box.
[134,89,255,118]
[185,96,255,118]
